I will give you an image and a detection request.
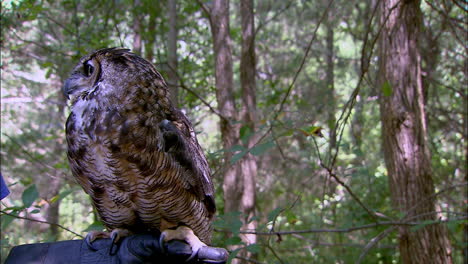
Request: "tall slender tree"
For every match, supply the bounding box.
[132,0,142,55]
[378,0,453,262]
[203,0,258,262]
[239,0,258,258]
[167,0,179,106]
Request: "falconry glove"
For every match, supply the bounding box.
[5,234,228,264]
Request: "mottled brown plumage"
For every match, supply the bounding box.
[64,48,215,248]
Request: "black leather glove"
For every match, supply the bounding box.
[5,234,228,264]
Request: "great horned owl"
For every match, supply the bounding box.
[63,48,216,256]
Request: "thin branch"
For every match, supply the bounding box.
[255,1,294,36]
[274,0,335,119]
[234,255,266,264]
[330,0,392,168]
[39,13,76,36]
[403,182,468,220]
[323,164,379,221]
[237,216,467,236]
[1,210,84,238]
[356,226,398,264]
[265,243,285,264]
[177,80,229,123]
[195,0,212,26]
[2,133,67,180]
[291,234,397,249]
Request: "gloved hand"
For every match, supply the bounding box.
[5,234,228,264]
[116,234,228,264]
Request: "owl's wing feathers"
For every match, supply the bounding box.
[160,110,216,217]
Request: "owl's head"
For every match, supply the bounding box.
[63,48,168,105]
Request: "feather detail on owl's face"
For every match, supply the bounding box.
[63,48,170,108]
[63,51,103,102]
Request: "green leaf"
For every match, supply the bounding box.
[49,189,74,204]
[245,244,260,253]
[1,214,16,229]
[410,220,438,232]
[228,248,242,263]
[230,150,248,164]
[53,162,68,169]
[239,125,252,145]
[250,141,275,156]
[299,126,324,137]
[229,144,245,152]
[22,184,39,208]
[225,236,242,246]
[213,212,243,235]
[83,221,105,232]
[382,81,393,97]
[285,210,298,224]
[279,129,294,138]
[267,207,283,222]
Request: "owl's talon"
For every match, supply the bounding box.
[185,246,199,262]
[161,226,206,262]
[108,232,120,255]
[85,233,99,251]
[159,232,167,254]
[84,231,111,251]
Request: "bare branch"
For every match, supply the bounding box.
[255,1,294,36]
[322,164,379,221]
[177,81,229,123]
[1,210,84,238]
[195,0,212,25]
[274,0,335,119]
[236,216,467,236]
[356,226,397,264]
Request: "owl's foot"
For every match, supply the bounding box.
[85,229,132,254]
[160,226,206,262]
[85,231,111,251]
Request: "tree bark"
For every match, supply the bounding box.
[207,1,257,262]
[325,16,336,154]
[239,0,258,258]
[144,5,158,63]
[132,0,142,55]
[378,0,453,263]
[208,0,240,217]
[167,0,179,106]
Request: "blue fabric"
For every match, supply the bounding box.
[1,173,10,200]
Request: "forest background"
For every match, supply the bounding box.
[0,0,466,263]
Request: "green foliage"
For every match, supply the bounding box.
[83,221,105,232]
[21,184,39,208]
[382,81,393,97]
[214,211,243,237]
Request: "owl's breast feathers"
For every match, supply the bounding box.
[65,48,215,244]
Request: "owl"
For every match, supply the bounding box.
[63,48,216,257]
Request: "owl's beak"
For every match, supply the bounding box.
[62,79,72,100]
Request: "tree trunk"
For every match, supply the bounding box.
[132,0,142,55]
[35,78,67,241]
[208,0,257,262]
[167,0,179,106]
[145,9,157,63]
[239,0,257,258]
[325,17,336,155]
[208,0,240,217]
[378,0,453,263]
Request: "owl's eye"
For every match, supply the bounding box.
[83,61,94,77]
